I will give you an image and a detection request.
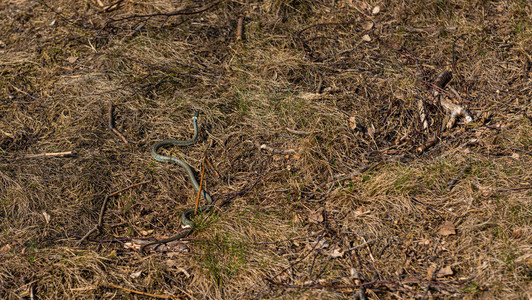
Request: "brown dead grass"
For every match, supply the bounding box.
[1,0,531,299]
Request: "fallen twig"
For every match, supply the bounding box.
[104,0,125,12]
[447,165,469,191]
[107,283,185,299]
[345,239,376,252]
[431,70,472,129]
[236,15,244,41]
[495,185,532,192]
[108,102,128,144]
[316,76,324,94]
[510,147,532,156]
[19,151,76,159]
[195,156,207,215]
[350,269,368,300]
[217,159,268,208]
[286,128,311,135]
[451,34,468,82]
[260,144,297,155]
[205,157,221,178]
[75,180,150,246]
[416,137,438,153]
[104,1,220,27]
[440,97,472,129]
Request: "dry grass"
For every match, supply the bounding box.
[1,0,531,299]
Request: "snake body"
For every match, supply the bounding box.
[141,113,212,254]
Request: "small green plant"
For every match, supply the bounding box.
[198,232,247,287]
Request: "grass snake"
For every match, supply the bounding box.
[140,112,212,255]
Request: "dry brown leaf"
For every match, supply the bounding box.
[427,265,454,279]
[437,221,456,236]
[165,261,191,278]
[362,34,371,42]
[439,266,454,277]
[66,56,78,63]
[426,265,436,279]
[328,247,344,258]
[349,116,357,130]
[130,270,142,279]
[308,239,329,250]
[308,208,324,223]
[107,250,117,259]
[367,124,376,139]
[372,6,380,14]
[140,229,154,236]
[42,211,51,224]
[363,22,374,30]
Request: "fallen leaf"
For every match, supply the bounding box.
[308,239,329,250]
[300,92,321,100]
[140,229,154,236]
[349,116,357,130]
[125,239,149,250]
[66,56,78,63]
[437,221,456,236]
[42,211,51,224]
[372,5,380,14]
[165,241,190,254]
[511,153,520,159]
[308,208,324,224]
[367,124,376,139]
[130,270,142,279]
[362,34,371,42]
[427,265,453,279]
[350,267,359,278]
[165,259,178,267]
[328,247,344,258]
[363,22,374,30]
[439,266,454,277]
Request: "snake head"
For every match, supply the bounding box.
[193,112,199,119]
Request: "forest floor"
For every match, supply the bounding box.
[1,0,531,299]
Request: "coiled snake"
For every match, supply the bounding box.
[140,113,212,255]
